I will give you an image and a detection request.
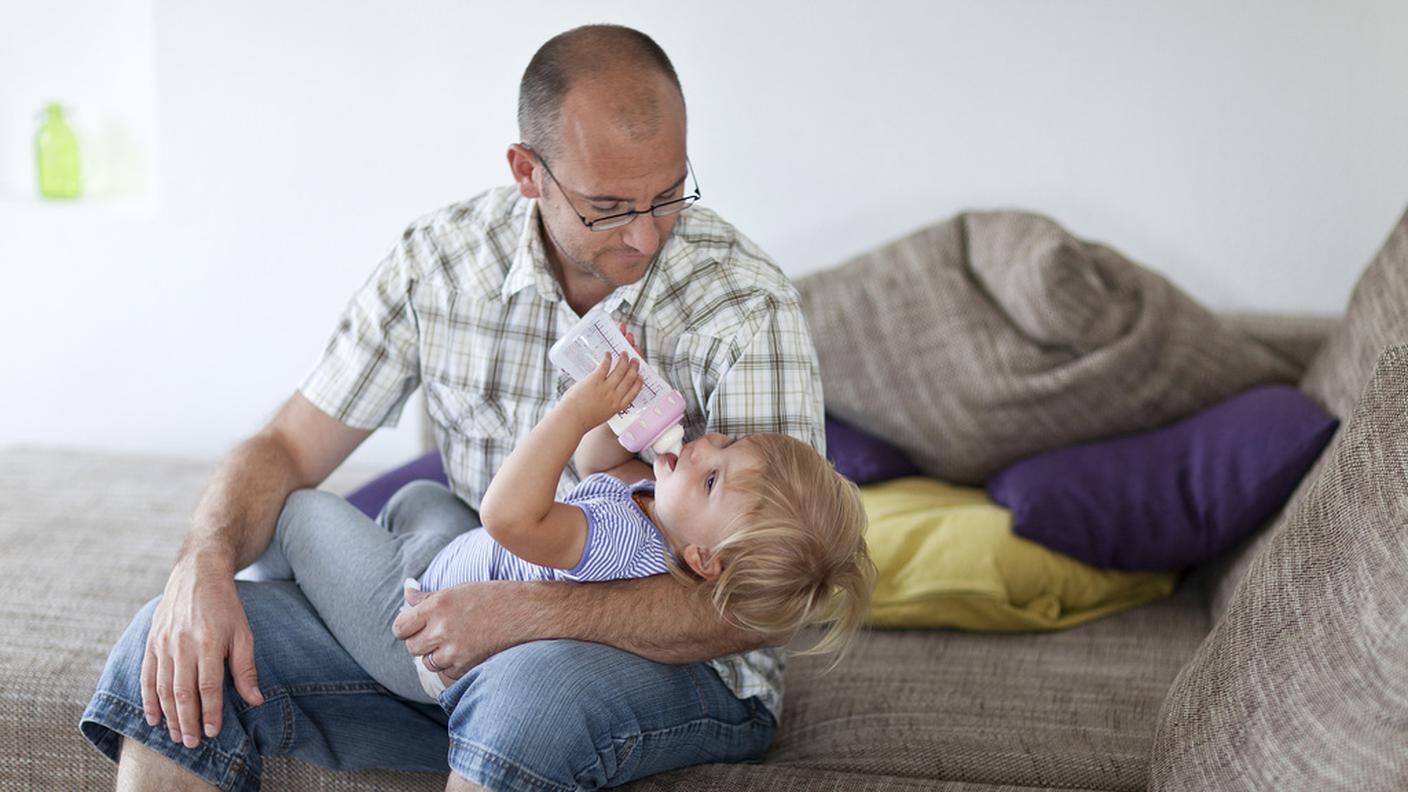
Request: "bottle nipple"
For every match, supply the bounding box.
[652,424,685,457]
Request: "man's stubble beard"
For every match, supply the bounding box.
[538,211,623,292]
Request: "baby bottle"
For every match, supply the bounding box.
[549,306,685,457]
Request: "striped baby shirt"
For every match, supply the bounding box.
[418,474,669,590]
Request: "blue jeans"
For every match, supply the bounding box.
[79,484,776,791]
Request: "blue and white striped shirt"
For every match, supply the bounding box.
[418,474,669,591]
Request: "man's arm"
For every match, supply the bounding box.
[395,574,780,680]
[142,392,370,749]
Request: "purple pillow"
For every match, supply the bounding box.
[986,384,1338,571]
[344,451,448,518]
[826,413,921,484]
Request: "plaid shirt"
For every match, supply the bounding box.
[300,185,825,719]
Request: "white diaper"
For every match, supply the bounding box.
[402,578,447,701]
[413,656,447,700]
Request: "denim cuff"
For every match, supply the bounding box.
[79,690,261,792]
[449,736,576,792]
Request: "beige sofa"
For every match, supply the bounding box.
[2,208,1403,791]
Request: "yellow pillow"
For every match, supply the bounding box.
[862,478,1177,631]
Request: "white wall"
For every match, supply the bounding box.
[2,0,1405,469]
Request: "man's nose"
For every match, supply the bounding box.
[620,212,661,254]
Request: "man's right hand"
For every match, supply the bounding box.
[134,393,368,749]
[140,553,264,748]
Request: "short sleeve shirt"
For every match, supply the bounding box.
[298,185,826,721]
[417,474,669,589]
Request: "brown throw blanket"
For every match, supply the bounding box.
[796,210,1298,485]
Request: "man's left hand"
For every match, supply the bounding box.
[394,581,535,685]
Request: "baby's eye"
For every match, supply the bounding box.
[706,473,716,492]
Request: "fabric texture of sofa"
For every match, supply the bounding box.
[2,206,1404,791]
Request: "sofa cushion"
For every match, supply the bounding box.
[1207,206,1408,621]
[987,384,1337,571]
[629,764,1115,791]
[1150,345,1408,791]
[862,478,1177,630]
[751,578,1210,792]
[795,210,1298,485]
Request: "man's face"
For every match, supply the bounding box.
[525,74,689,296]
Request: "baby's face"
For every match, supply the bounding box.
[651,433,760,551]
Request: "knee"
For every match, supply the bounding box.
[279,488,346,525]
[276,489,354,545]
[96,597,163,696]
[379,479,459,531]
[444,641,624,788]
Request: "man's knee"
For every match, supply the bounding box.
[95,596,161,701]
[443,641,634,789]
[78,596,160,763]
[84,581,358,784]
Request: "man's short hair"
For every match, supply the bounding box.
[518,25,685,157]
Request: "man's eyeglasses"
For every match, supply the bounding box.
[527,147,701,232]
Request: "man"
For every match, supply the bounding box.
[81,24,825,792]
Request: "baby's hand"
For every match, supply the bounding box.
[562,351,643,430]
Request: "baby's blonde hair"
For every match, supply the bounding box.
[669,433,876,666]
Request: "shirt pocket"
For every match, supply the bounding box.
[424,380,516,445]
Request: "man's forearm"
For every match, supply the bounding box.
[180,432,305,573]
[513,575,776,663]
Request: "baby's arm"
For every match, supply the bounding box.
[574,422,648,479]
[478,352,642,569]
[575,422,630,475]
[572,322,654,483]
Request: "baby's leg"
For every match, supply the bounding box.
[236,527,295,582]
[269,484,475,702]
[241,476,472,579]
[378,477,479,537]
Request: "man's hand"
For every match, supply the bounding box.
[618,322,642,356]
[394,582,535,683]
[130,394,367,749]
[140,554,264,748]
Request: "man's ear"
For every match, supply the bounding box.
[506,144,543,199]
[683,545,722,580]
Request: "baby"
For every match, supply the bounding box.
[246,350,874,703]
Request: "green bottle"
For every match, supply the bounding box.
[36,103,81,199]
